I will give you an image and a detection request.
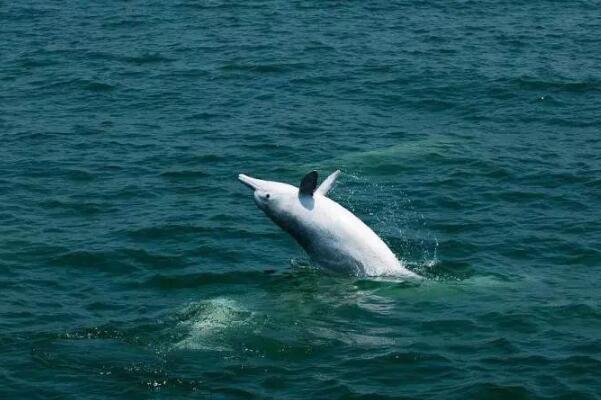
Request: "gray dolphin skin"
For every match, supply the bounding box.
[239,170,419,278]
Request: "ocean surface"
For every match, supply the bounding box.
[1,1,600,399]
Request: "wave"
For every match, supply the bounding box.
[159,169,210,179]
[49,248,186,271]
[219,62,307,74]
[506,76,601,93]
[143,270,272,289]
[123,53,174,65]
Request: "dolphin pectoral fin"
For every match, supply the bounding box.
[315,170,341,196]
[299,171,318,196]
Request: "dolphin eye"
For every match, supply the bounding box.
[266,194,270,199]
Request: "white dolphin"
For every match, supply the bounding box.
[238,170,419,278]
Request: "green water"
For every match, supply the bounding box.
[1,1,600,398]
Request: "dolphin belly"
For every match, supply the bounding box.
[304,230,412,277]
[293,196,417,277]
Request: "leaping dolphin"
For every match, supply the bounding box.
[238,170,419,278]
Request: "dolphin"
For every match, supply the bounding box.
[238,170,419,278]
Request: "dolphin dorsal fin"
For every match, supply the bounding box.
[299,171,318,196]
[315,170,341,196]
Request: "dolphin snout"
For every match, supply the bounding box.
[238,174,259,190]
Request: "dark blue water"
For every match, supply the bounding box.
[2,1,600,398]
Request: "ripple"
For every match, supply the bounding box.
[123,53,174,65]
[82,81,115,92]
[40,199,108,215]
[143,271,271,289]
[453,383,537,399]
[159,169,210,179]
[510,76,601,93]
[220,62,307,74]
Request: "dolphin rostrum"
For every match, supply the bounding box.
[238,170,419,278]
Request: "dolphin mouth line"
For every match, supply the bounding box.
[238,174,257,190]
